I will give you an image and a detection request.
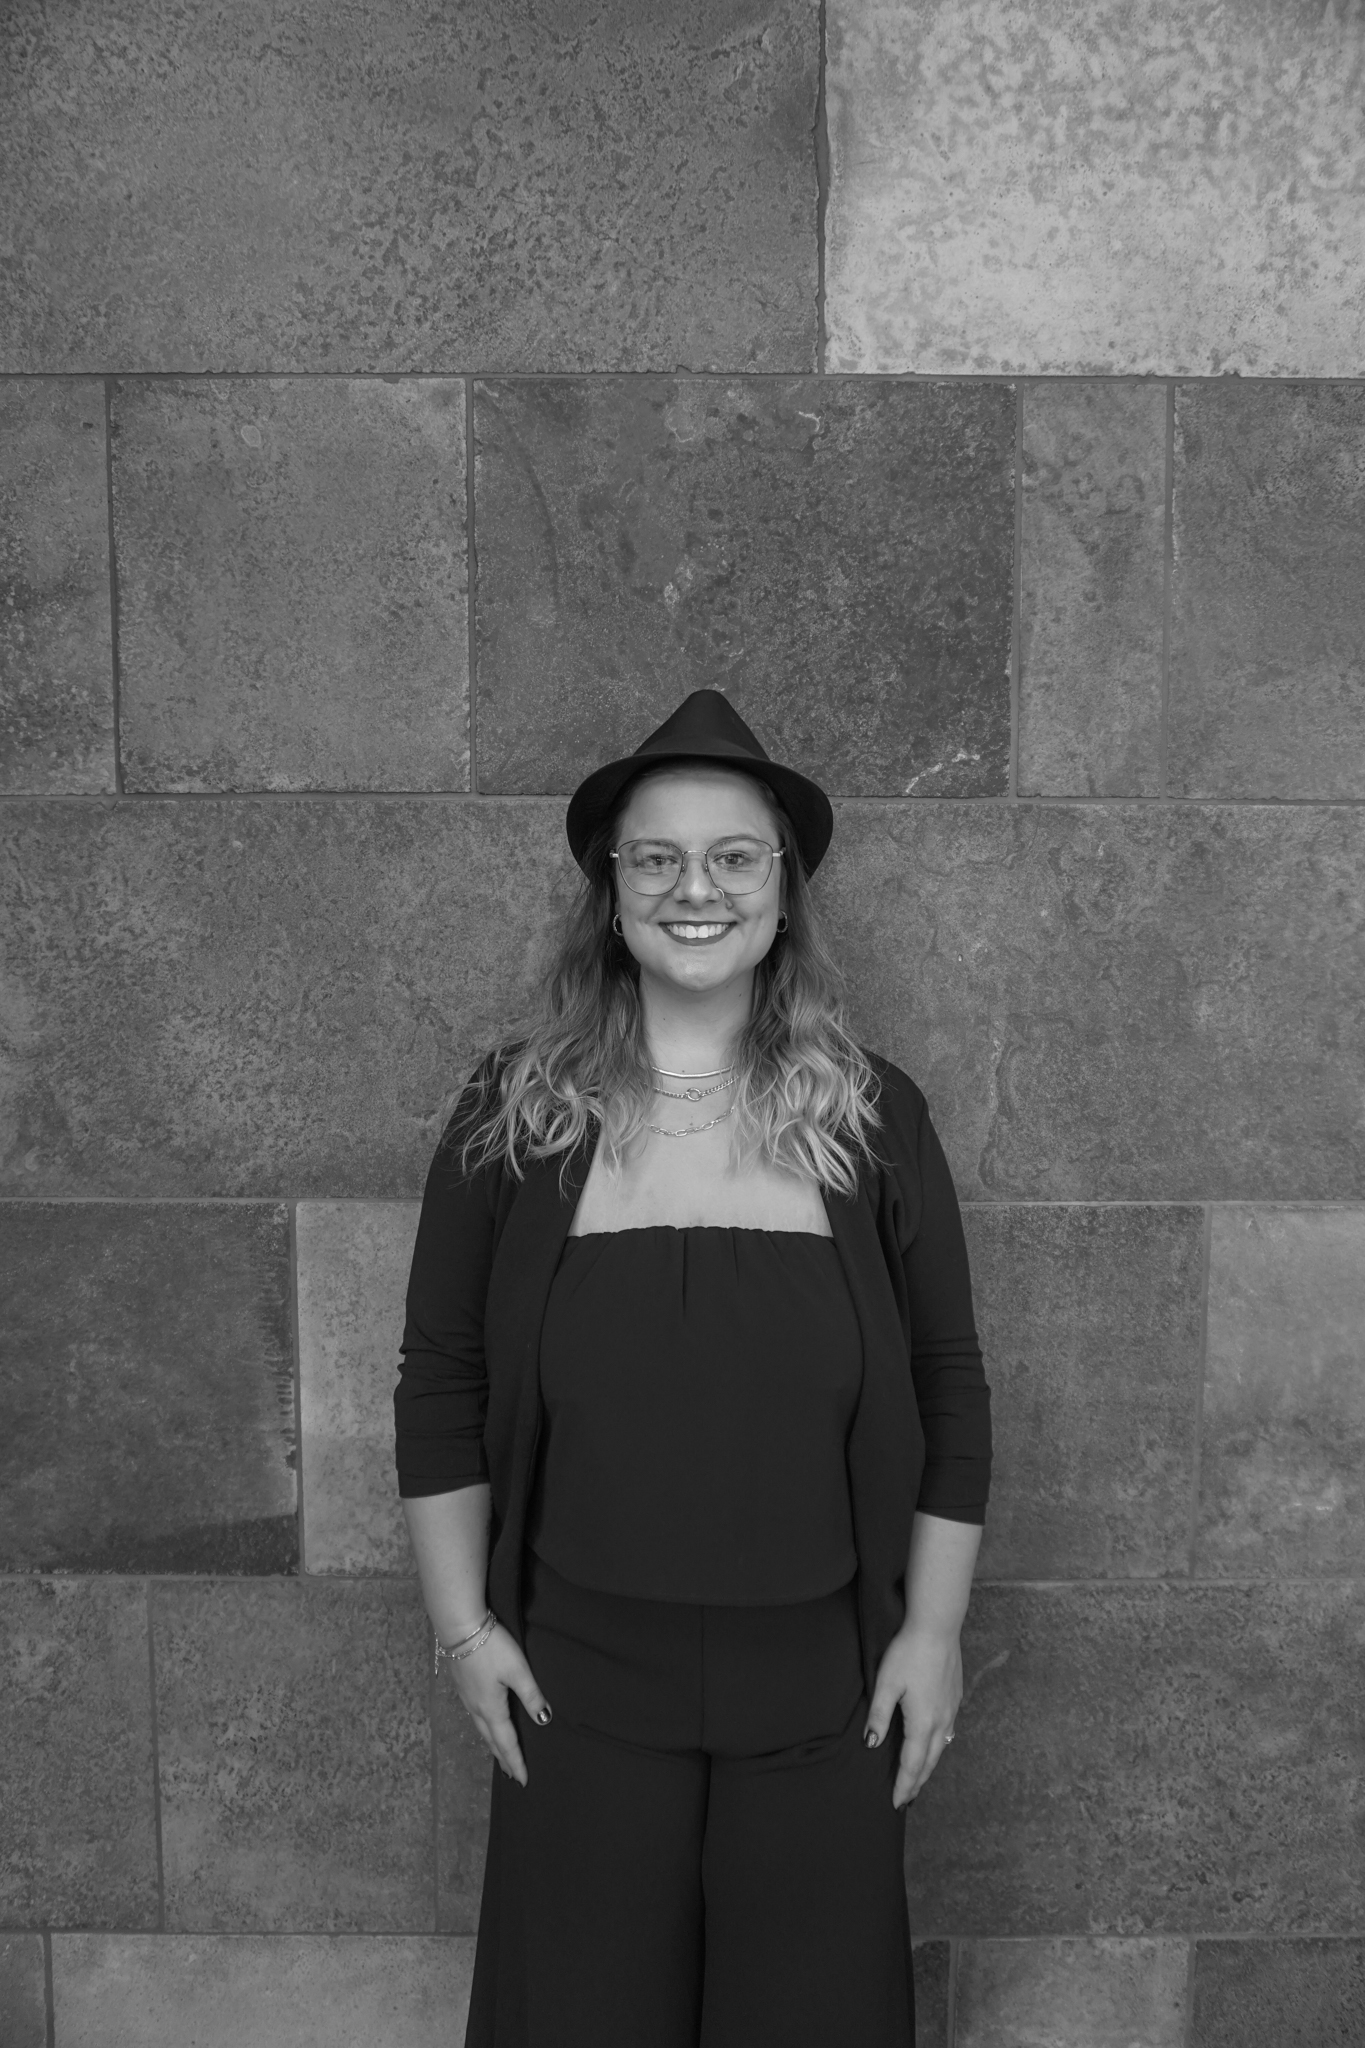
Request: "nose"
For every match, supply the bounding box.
[675,849,725,905]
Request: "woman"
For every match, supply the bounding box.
[395,689,992,2047]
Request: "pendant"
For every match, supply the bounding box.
[684,1086,702,1101]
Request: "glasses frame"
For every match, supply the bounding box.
[610,835,784,898]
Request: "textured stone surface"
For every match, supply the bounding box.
[0,1935,47,2048]
[956,1938,1188,2046]
[912,1939,950,2048]
[0,797,572,1199]
[111,378,468,791]
[1196,1207,1365,1576]
[0,1578,157,1927]
[298,1200,420,1574]
[904,1581,1365,1936]
[1169,383,1365,798]
[154,1579,432,1930]
[52,1934,477,2048]
[473,377,1015,796]
[0,0,816,374]
[6,798,1363,1204]
[434,1668,493,1935]
[1192,1938,1365,2047]
[0,378,112,792]
[826,0,1365,375]
[0,1202,295,1572]
[964,1205,1204,1579]
[1019,384,1167,797]
[826,802,1365,1202]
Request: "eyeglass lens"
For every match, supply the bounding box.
[614,837,775,895]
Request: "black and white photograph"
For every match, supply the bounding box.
[1,3,1363,2044]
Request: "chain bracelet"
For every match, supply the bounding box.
[433,1608,496,1676]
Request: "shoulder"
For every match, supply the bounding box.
[433,1038,527,1167]
[859,1048,928,1154]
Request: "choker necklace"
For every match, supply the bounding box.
[645,1100,737,1139]
[649,1062,735,1079]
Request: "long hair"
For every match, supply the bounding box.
[441,768,881,1196]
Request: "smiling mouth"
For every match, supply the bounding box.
[660,922,734,943]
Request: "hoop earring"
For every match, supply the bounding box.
[775,911,789,934]
[612,913,623,936]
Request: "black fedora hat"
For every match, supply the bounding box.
[565,690,834,877]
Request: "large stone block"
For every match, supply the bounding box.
[0,796,571,1199]
[434,1667,492,1934]
[905,1582,1364,1936]
[1196,1207,1365,1576]
[111,378,467,791]
[1019,384,1166,797]
[0,1935,46,2048]
[912,1939,950,2048]
[0,378,113,792]
[824,801,1365,1201]
[826,0,1365,375]
[473,377,1015,797]
[1191,1937,1365,2047]
[0,1579,157,1928]
[0,1202,295,1572]
[153,1579,432,1930]
[0,0,816,374]
[1169,384,1365,798]
[964,1206,1204,1579]
[955,1938,1188,2047]
[51,1934,477,2048]
[298,1200,420,1574]
[5,798,1362,1204]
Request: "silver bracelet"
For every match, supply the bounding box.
[433,1609,496,1676]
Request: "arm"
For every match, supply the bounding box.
[394,1075,549,1784]
[863,1080,992,1804]
[402,1484,551,1787]
[864,1511,982,1806]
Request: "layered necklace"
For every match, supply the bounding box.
[645,1061,737,1138]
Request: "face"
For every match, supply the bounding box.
[611,766,786,1000]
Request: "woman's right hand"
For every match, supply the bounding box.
[446,1623,552,1787]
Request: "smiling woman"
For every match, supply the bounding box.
[394,690,993,2048]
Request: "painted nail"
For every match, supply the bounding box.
[864,1729,880,1748]
[536,1706,552,1726]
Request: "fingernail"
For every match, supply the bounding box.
[536,1706,552,1726]
[864,1729,880,1748]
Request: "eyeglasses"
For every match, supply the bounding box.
[611,836,782,897]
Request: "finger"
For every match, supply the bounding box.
[506,1662,553,1730]
[862,1684,902,1749]
[893,1724,932,1808]
[895,1722,956,1807]
[475,1703,529,1787]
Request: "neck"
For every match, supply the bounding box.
[637,969,753,1075]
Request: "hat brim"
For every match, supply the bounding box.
[566,743,834,878]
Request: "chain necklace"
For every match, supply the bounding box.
[644,1100,738,1139]
[651,1075,734,1103]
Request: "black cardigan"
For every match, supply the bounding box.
[394,1051,992,1697]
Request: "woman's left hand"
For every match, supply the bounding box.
[864,1621,963,1809]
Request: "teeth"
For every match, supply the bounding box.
[663,923,730,941]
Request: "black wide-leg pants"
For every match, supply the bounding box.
[464,1553,914,2048]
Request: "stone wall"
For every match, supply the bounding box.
[2,2,1363,2043]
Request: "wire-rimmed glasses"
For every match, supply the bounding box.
[611,836,782,897]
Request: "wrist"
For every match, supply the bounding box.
[899,1611,964,1646]
[432,1606,492,1647]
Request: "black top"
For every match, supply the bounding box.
[527,1226,864,1606]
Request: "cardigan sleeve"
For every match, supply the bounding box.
[392,1064,503,1498]
[882,1068,993,1525]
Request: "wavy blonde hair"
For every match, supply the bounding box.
[441,766,882,1196]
